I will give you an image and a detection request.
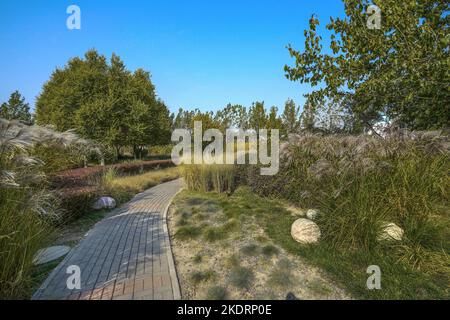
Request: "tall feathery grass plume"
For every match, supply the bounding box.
[0,118,94,298]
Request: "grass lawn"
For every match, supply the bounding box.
[169,187,449,300]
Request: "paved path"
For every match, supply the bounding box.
[33,179,183,300]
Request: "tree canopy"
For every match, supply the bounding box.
[285,0,449,130]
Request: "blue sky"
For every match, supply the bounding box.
[0,0,345,114]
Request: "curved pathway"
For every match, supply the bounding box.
[33,179,183,300]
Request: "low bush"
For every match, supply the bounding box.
[0,119,91,298]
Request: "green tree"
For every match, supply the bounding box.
[281,99,300,137]
[0,91,32,124]
[149,99,172,146]
[285,0,449,130]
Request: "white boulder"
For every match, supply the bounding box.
[378,222,404,241]
[291,218,321,244]
[306,209,319,220]
[92,197,116,210]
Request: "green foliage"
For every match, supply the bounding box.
[173,108,195,129]
[267,106,283,133]
[35,50,172,158]
[250,132,449,249]
[0,119,92,298]
[248,101,268,132]
[0,90,32,124]
[35,50,108,131]
[240,243,260,256]
[206,286,228,300]
[268,259,294,288]
[190,110,224,134]
[193,254,203,263]
[261,244,279,257]
[175,225,202,240]
[0,187,55,299]
[281,99,300,137]
[285,0,449,130]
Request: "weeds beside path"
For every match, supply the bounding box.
[168,188,351,300]
[169,186,449,300]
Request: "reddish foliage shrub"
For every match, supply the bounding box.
[52,159,175,221]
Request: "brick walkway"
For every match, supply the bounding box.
[33,179,183,300]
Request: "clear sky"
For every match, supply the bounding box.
[0,0,345,114]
